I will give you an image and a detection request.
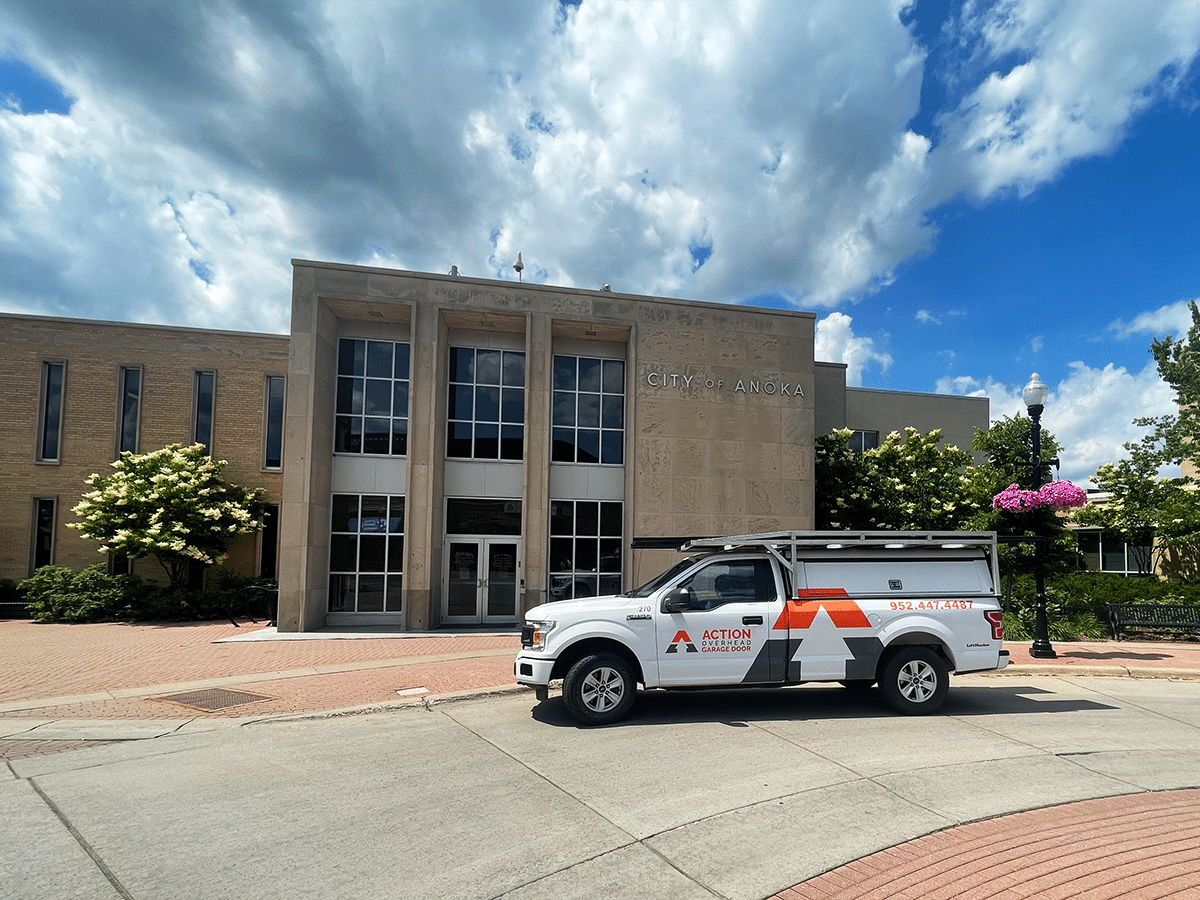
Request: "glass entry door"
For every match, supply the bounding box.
[443,538,520,624]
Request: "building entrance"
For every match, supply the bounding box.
[443,538,520,625]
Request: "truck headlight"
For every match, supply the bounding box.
[528,620,556,651]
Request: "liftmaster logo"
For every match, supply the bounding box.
[665,628,754,654]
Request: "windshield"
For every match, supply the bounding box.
[626,557,700,598]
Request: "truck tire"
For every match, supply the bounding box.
[880,647,949,715]
[562,653,636,725]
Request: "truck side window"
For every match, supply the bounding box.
[679,559,775,609]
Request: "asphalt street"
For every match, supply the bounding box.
[5,672,1200,900]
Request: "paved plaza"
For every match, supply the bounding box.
[2,619,1199,899]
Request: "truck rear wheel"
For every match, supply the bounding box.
[880,647,948,715]
[562,653,636,725]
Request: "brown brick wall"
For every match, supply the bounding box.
[0,314,288,584]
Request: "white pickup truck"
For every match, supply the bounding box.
[516,531,1009,724]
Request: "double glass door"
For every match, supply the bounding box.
[444,538,520,624]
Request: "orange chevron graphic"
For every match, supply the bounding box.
[772,590,871,630]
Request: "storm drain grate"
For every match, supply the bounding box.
[156,688,272,711]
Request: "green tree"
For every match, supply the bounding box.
[814,428,877,530]
[815,427,981,530]
[1142,300,1200,464]
[69,444,265,588]
[971,414,1063,494]
[1074,303,1200,577]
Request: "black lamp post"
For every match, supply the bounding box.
[1024,373,1057,659]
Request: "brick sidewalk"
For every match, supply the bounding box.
[3,619,1198,725]
[771,789,1200,900]
[0,619,521,721]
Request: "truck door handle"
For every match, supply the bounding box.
[742,616,763,625]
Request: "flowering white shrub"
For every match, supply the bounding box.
[816,426,978,530]
[69,444,265,587]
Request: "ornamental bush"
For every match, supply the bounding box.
[816,427,980,530]
[69,444,265,588]
[21,565,150,623]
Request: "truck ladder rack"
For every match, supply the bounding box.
[678,531,1000,597]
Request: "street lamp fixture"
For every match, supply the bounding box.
[1024,373,1057,659]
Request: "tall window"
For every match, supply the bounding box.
[264,375,285,469]
[193,370,216,454]
[447,347,525,460]
[38,361,65,462]
[549,500,622,599]
[260,504,279,579]
[335,339,410,455]
[117,366,142,455]
[329,494,404,613]
[552,356,625,464]
[32,497,56,571]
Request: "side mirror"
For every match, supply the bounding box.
[663,587,693,612]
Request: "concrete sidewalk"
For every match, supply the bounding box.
[5,675,1200,900]
[3,618,1200,900]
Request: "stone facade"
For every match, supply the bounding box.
[282,261,825,632]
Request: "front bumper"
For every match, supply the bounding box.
[514,652,556,687]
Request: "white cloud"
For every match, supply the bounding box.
[0,0,1196,345]
[1110,298,1199,340]
[932,0,1200,201]
[942,361,1176,486]
[815,312,893,386]
[0,0,938,327]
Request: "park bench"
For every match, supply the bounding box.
[1108,604,1200,641]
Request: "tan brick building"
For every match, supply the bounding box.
[2,265,988,629]
[1,314,289,586]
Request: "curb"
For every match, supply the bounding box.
[244,682,535,725]
[985,665,1200,680]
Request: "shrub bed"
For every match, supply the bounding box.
[1000,572,1200,641]
[20,565,275,624]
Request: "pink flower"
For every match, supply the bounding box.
[1037,480,1088,510]
[992,481,1087,512]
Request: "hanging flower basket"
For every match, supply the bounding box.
[993,481,1087,513]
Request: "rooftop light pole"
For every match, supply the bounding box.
[1024,373,1057,659]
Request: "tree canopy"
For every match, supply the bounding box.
[815,427,978,531]
[1074,300,1200,576]
[69,444,265,587]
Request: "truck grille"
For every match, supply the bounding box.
[520,624,535,648]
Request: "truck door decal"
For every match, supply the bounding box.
[762,589,882,681]
[773,590,872,630]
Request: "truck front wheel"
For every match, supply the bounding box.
[563,653,636,725]
[880,647,949,715]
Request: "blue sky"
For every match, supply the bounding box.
[2,0,1199,485]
